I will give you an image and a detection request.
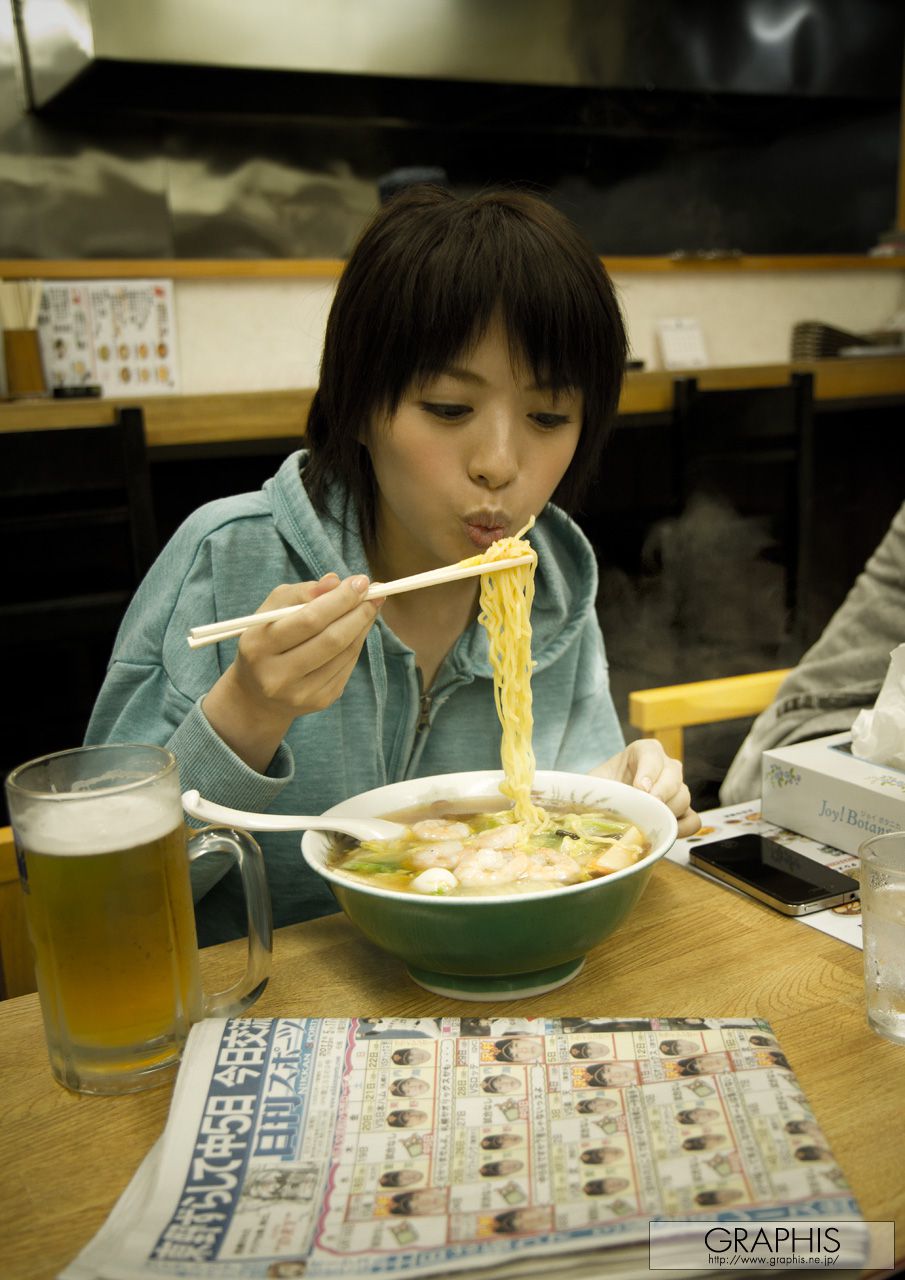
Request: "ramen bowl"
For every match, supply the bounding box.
[302,770,677,1000]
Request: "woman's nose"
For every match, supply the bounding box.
[467,417,519,489]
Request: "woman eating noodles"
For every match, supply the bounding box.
[86,187,698,944]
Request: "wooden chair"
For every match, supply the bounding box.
[673,373,815,644]
[0,826,35,999]
[628,668,791,763]
[0,406,158,822]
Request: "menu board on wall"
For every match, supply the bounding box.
[37,279,181,396]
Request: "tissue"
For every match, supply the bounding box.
[851,643,905,770]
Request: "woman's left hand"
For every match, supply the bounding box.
[591,740,701,838]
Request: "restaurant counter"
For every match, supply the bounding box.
[2,356,905,452]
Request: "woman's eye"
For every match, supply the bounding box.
[421,402,471,421]
[531,412,571,429]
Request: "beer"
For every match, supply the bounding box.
[18,789,202,1092]
[7,743,271,1095]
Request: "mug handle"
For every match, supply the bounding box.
[187,826,273,1016]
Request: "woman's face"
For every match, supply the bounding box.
[586,1176,630,1195]
[685,1134,727,1150]
[481,1133,522,1149]
[389,1109,427,1128]
[484,1074,521,1094]
[400,1189,448,1215]
[685,1108,720,1123]
[499,1039,542,1062]
[366,316,583,577]
[660,1039,700,1057]
[588,1062,637,1087]
[577,1097,618,1114]
[570,1041,610,1060]
[481,1158,524,1177]
[683,1053,729,1075]
[393,1047,431,1065]
[499,1207,553,1234]
[380,1169,422,1187]
[699,1188,744,1206]
[392,1077,430,1096]
[580,1146,623,1165]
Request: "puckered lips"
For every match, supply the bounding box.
[463,508,510,550]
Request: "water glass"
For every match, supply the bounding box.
[859,831,905,1046]
[6,743,272,1094]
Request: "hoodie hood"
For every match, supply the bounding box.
[267,450,371,580]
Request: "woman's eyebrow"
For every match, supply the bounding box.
[435,366,566,394]
[436,365,486,386]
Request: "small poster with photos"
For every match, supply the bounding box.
[37,279,180,396]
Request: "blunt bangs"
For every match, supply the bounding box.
[305,188,626,538]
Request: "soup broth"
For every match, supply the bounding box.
[329,798,651,897]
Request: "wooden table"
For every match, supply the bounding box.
[2,859,902,1279]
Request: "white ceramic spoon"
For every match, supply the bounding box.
[181,790,405,842]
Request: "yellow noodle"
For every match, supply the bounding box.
[464,520,546,828]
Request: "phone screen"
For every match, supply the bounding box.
[689,834,859,906]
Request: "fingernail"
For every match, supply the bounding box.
[639,776,653,792]
[350,575,369,595]
[320,572,340,585]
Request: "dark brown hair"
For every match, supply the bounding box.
[304,187,627,543]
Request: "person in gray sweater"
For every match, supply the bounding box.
[720,500,905,803]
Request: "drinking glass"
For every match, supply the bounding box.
[859,831,905,1046]
[5,743,272,1093]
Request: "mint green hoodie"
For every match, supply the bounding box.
[86,452,623,943]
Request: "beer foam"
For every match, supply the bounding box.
[14,789,178,856]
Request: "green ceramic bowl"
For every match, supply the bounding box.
[302,770,677,1000]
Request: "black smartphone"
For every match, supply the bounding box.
[688,834,859,916]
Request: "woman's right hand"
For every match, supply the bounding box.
[202,573,383,772]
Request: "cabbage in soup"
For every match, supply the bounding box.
[329,798,650,897]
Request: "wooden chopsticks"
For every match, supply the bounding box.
[187,554,534,649]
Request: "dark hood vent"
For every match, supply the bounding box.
[15,0,905,115]
[5,0,902,260]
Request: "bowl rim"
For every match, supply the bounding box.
[302,770,677,906]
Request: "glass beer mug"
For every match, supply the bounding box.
[5,743,272,1095]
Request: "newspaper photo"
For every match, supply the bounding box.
[63,1016,863,1280]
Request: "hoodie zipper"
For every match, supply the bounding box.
[415,668,432,735]
[404,668,433,777]
[404,662,471,778]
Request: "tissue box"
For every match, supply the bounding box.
[761,732,905,855]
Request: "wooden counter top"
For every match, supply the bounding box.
[3,255,905,278]
[2,356,904,449]
[617,355,905,415]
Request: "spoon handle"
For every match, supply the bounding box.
[182,791,315,830]
[181,791,397,841]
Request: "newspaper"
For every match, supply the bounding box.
[667,802,863,950]
[62,1016,864,1280]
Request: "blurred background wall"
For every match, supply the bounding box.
[2,0,903,259]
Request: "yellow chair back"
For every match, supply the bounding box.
[0,826,35,999]
[628,669,791,763]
